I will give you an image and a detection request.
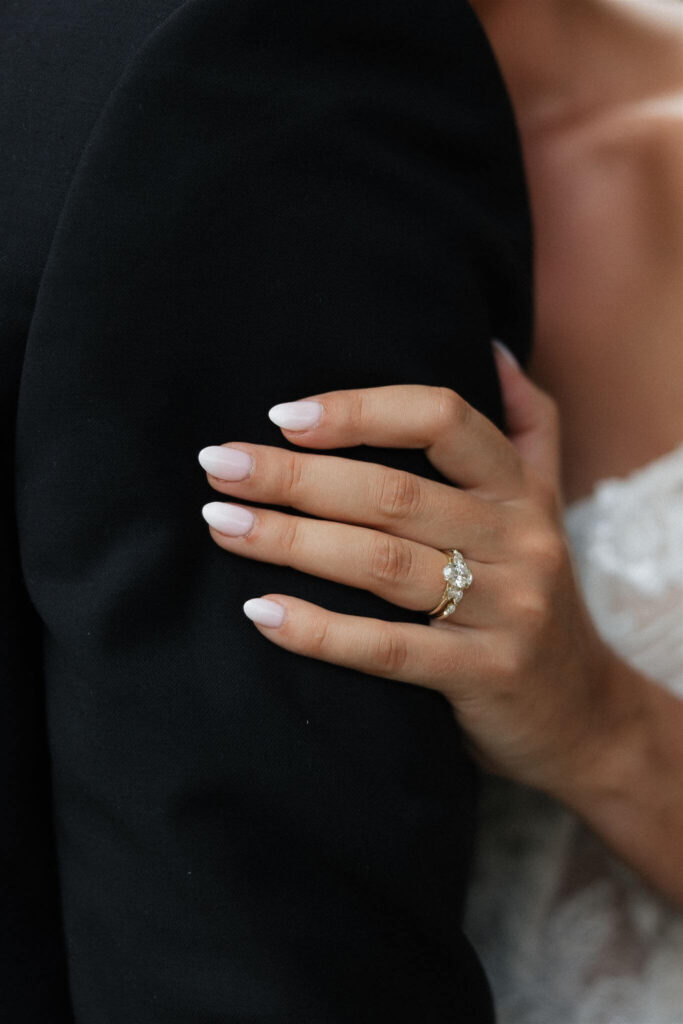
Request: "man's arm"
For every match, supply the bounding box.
[15,2,532,1018]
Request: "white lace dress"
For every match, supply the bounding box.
[464,442,683,1024]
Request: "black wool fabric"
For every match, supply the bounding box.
[3,1,532,1021]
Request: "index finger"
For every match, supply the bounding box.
[268,384,524,500]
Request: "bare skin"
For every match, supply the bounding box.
[471,0,683,502]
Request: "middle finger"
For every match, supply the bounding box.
[198,442,505,562]
[202,501,498,626]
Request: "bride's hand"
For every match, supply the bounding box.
[198,343,618,800]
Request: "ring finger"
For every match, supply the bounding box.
[202,500,497,625]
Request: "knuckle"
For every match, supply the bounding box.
[376,469,422,522]
[279,515,302,561]
[521,524,567,573]
[281,451,306,499]
[348,390,366,433]
[484,509,517,552]
[511,586,550,633]
[368,533,414,587]
[309,614,331,658]
[369,627,409,676]
[435,386,469,434]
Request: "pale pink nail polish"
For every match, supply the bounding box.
[202,501,254,535]
[492,338,521,370]
[198,446,253,480]
[243,598,285,627]
[268,401,323,431]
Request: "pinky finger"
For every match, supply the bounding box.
[242,593,477,698]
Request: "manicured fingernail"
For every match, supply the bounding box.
[243,597,285,627]
[268,400,323,431]
[202,501,254,535]
[492,338,521,370]
[198,445,253,480]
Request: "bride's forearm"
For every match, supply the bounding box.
[551,653,683,908]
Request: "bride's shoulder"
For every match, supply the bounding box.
[525,42,683,505]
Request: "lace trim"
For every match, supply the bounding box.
[464,439,683,1024]
[565,440,683,524]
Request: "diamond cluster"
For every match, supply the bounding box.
[441,549,473,617]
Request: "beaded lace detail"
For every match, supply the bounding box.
[464,442,683,1024]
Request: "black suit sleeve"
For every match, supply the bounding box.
[14,1,531,1020]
